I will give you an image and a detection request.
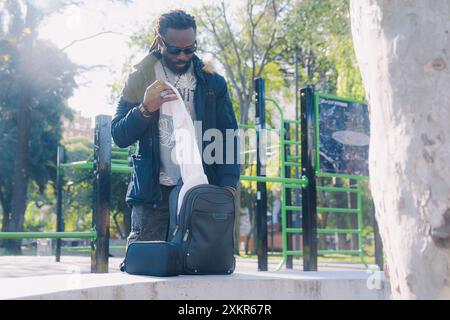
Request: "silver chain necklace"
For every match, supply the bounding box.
[161,60,182,88]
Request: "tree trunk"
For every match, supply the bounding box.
[5,4,37,254]
[0,196,11,248]
[6,83,31,254]
[350,0,450,299]
[1,196,11,233]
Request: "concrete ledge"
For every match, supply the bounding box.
[0,271,391,300]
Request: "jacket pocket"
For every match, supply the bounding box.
[126,155,159,205]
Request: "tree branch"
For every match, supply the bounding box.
[59,30,130,51]
[220,0,248,95]
[200,5,243,99]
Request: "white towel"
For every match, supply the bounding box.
[159,81,209,215]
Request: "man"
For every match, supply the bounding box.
[112,10,240,246]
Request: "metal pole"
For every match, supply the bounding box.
[294,47,301,260]
[301,87,318,271]
[91,115,112,273]
[255,78,268,271]
[284,122,293,269]
[56,146,64,262]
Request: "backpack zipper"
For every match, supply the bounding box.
[172,225,179,236]
[183,229,190,242]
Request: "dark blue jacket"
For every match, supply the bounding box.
[111,52,240,207]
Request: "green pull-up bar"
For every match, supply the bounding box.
[0,230,97,240]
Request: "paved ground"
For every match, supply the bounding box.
[0,255,368,279]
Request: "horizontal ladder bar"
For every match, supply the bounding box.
[284,184,304,189]
[111,165,132,174]
[286,228,303,233]
[238,124,279,132]
[286,205,302,211]
[318,250,361,255]
[112,151,129,156]
[285,250,361,256]
[240,176,308,186]
[318,229,360,234]
[284,229,359,235]
[317,186,359,193]
[317,172,368,180]
[284,161,302,167]
[317,207,360,213]
[0,231,97,240]
[283,140,301,146]
[111,159,129,165]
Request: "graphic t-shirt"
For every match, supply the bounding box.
[154,60,197,186]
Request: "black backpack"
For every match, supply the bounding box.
[120,182,236,276]
[167,183,236,275]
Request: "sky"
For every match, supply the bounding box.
[38,0,208,121]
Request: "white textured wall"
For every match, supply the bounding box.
[350,0,450,299]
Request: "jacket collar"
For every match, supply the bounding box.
[134,51,207,83]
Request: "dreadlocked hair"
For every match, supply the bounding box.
[149,9,197,53]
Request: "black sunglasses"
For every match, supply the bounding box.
[158,35,197,55]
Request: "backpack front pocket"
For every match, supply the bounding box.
[185,209,235,274]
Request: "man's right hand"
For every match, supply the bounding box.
[142,80,178,113]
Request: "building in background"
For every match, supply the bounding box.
[62,110,93,140]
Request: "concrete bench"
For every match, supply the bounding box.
[0,270,390,300]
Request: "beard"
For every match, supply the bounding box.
[162,55,192,75]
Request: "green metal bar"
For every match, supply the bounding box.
[111,159,129,164]
[286,250,362,256]
[62,161,132,174]
[64,245,126,252]
[240,175,308,186]
[286,228,303,233]
[238,124,279,132]
[112,151,128,157]
[284,184,304,189]
[111,165,132,174]
[317,172,369,180]
[286,205,302,211]
[318,229,359,234]
[60,161,93,170]
[318,250,360,255]
[0,231,97,240]
[112,147,128,152]
[284,161,302,167]
[281,118,288,265]
[317,186,359,193]
[287,155,301,161]
[287,228,360,235]
[317,207,359,213]
[283,140,302,146]
[265,97,289,265]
